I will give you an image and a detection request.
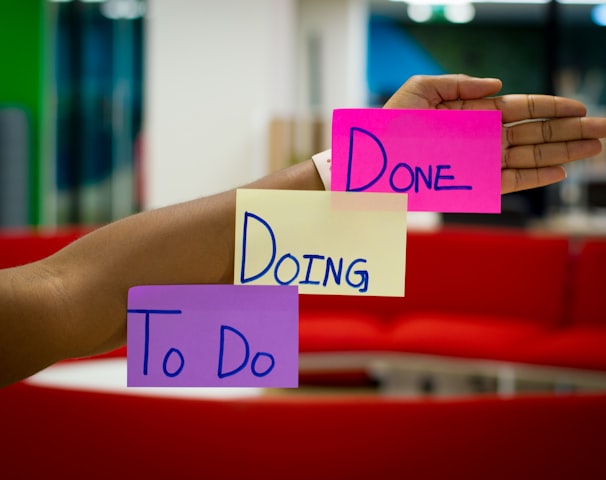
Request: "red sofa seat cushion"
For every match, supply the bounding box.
[388,312,549,361]
[299,310,387,352]
[512,326,606,371]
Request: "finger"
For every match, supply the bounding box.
[384,74,502,109]
[440,94,588,124]
[504,116,606,147]
[419,74,503,101]
[503,139,603,169]
[501,166,567,195]
[495,94,587,123]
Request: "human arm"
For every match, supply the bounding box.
[0,162,322,387]
[2,73,606,387]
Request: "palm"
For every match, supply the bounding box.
[383,74,606,194]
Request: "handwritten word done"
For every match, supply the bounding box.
[345,127,472,193]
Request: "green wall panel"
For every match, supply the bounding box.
[0,0,48,225]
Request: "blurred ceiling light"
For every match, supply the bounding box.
[591,4,606,25]
[407,3,434,22]
[445,2,476,22]
[406,1,476,23]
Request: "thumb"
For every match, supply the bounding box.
[384,74,503,109]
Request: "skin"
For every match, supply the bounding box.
[384,74,606,194]
[2,74,606,388]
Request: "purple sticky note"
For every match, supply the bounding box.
[331,108,502,213]
[127,285,298,388]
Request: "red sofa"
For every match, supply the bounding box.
[2,226,606,479]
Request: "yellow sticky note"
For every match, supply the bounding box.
[234,189,407,297]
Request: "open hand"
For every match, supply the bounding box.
[383,74,606,194]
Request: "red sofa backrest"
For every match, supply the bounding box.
[0,229,87,269]
[1,226,572,328]
[300,226,571,327]
[569,238,606,327]
[403,227,570,325]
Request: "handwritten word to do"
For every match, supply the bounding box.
[331,108,502,213]
[126,284,299,388]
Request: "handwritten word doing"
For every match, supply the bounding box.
[346,127,472,193]
[239,212,369,293]
[129,309,275,380]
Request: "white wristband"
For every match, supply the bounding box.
[312,149,332,190]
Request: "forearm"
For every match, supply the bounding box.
[0,159,323,387]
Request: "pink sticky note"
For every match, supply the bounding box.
[331,108,502,213]
[127,285,298,388]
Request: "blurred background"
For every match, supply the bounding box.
[2,0,606,230]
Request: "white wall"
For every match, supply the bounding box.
[297,0,369,145]
[144,0,369,208]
